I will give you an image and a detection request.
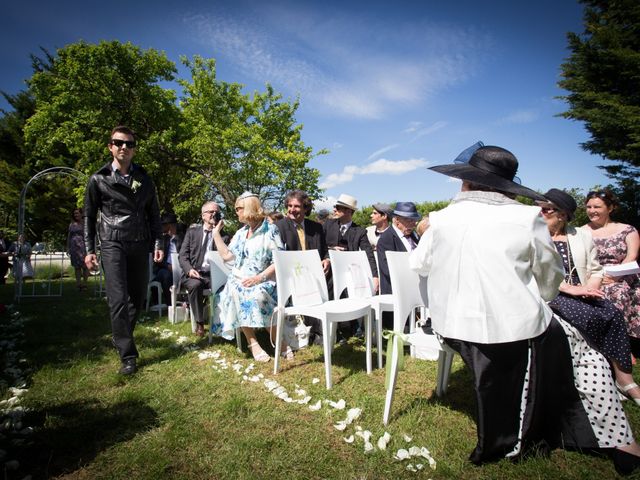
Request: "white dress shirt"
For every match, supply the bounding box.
[410,191,563,344]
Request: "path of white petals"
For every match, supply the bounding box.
[0,307,33,479]
[0,316,437,478]
[149,326,438,476]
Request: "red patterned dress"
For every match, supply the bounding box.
[591,225,640,338]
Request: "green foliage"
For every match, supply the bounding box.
[557,0,640,226]
[177,56,324,222]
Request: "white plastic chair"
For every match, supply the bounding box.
[146,253,167,317]
[382,251,455,425]
[169,252,190,325]
[328,250,393,369]
[206,251,242,352]
[272,250,373,389]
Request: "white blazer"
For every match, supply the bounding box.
[410,192,564,344]
[566,226,603,285]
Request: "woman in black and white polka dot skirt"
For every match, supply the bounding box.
[540,189,640,407]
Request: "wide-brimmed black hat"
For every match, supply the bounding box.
[543,189,577,221]
[429,143,545,201]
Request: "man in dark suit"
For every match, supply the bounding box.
[377,202,421,296]
[324,194,379,338]
[153,213,184,306]
[276,190,329,344]
[178,201,229,336]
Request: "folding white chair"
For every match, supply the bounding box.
[146,253,167,317]
[382,251,455,425]
[169,252,190,325]
[328,250,393,369]
[206,251,242,352]
[272,250,373,389]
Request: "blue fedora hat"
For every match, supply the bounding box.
[393,202,420,220]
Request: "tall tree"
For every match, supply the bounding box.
[177,56,324,222]
[557,0,640,223]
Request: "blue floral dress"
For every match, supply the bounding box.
[211,220,283,340]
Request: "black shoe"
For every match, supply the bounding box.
[613,449,640,476]
[119,358,137,375]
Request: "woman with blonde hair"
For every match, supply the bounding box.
[210,192,291,362]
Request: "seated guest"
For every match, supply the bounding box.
[324,193,379,338]
[210,192,290,362]
[366,203,393,250]
[581,190,640,358]
[540,188,639,404]
[153,213,183,305]
[179,201,229,337]
[276,189,329,345]
[410,144,640,474]
[377,202,420,296]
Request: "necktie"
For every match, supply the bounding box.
[296,223,306,250]
[405,234,416,250]
[340,224,347,236]
[203,229,212,251]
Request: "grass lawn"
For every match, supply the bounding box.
[0,279,637,479]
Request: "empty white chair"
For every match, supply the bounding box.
[382,251,455,425]
[272,250,372,389]
[169,252,190,325]
[206,251,242,352]
[146,253,167,317]
[328,250,393,369]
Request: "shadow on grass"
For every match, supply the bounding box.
[15,398,159,479]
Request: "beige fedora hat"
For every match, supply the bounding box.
[334,193,358,211]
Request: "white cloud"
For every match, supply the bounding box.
[183,5,491,119]
[319,158,430,189]
[404,121,423,134]
[411,121,448,141]
[367,144,399,161]
[314,196,337,212]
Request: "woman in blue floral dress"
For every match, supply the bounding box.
[211,192,289,362]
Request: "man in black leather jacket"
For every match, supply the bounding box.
[84,126,163,375]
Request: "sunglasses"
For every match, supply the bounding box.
[586,190,607,199]
[110,139,137,149]
[540,207,557,215]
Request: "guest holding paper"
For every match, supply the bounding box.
[540,189,639,404]
[581,190,640,356]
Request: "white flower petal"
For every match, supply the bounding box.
[344,435,355,443]
[309,400,322,411]
[334,422,347,431]
[403,434,412,443]
[406,464,417,472]
[364,442,375,453]
[394,449,410,461]
[312,378,320,384]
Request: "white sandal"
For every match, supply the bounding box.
[248,342,271,363]
[615,381,640,406]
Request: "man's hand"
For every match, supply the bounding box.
[372,277,380,294]
[84,253,99,271]
[322,258,331,274]
[154,248,164,263]
[188,269,201,279]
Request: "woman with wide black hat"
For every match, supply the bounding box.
[410,143,640,475]
[540,188,640,406]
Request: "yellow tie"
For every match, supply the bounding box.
[296,223,306,250]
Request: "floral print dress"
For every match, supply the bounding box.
[590,225,640,338]
[211,220,284,340]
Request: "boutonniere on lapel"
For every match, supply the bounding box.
[131,179,142,193]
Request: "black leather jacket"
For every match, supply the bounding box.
[84,162,163,254]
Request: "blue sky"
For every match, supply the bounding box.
[1,0,609,210]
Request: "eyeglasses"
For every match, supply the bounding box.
[202,210,219,215]
[110,139,137,149]
[540,207,557,215]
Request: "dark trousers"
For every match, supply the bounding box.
[0,257,8,284]
[153,266,172,305]
[183,274,211,324]
[101,240,149,361]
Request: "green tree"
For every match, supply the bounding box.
[24,41,183,210]
[177,56,324,222]
[557,0,640,224]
